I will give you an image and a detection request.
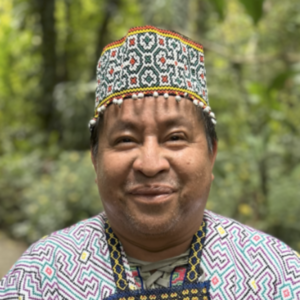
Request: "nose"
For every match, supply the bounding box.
[132,137,170,177]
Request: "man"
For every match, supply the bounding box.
[1,26,300,300]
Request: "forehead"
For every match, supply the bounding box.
[102,96,202,131]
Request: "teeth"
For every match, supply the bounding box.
[175,95,181,102]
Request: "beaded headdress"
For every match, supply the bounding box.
[89,26,216,128]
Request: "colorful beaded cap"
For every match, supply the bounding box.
[90,26,216,127]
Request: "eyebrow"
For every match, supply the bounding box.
[107,119,140,135]
[108,116,193,135]
[161,117,193,129]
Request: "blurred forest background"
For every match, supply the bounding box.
[0,0,300,257]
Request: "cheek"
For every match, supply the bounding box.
[96,151,133,192]
[172,152,212,194]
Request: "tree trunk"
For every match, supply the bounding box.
[92,0,121,79]
[34,0,59,134]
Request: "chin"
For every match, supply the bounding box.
[125,211,181,237]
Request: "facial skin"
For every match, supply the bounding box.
[92,96,217,261]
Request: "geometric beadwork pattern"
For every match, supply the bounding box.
[94,26,208,119]
[1,210,300,300]
[105,220,206,292]
[185,221,206,284]
[103,281,211,300]
[105,221,129,292]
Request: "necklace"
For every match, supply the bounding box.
[104,221,211,300]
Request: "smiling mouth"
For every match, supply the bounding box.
[128,185,177,202]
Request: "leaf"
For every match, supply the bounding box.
[268,70,297,92]
[210,0,226,21]
[239,0,264,24]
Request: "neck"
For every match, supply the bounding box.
[109,215,204,262]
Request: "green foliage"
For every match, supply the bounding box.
[17,151,101,243]
[210,0,226,21]
[0,151,101,243]
[239,0,264,24]
[203,0,300,250]
[0,0,300,251]
[208,0,264,24]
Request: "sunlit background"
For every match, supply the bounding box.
[1,0,300,278]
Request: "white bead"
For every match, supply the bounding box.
[153,91,159,98]
[203,106,211,113]
[117,99,123,106]
[199,101,204,108]
[211,118,217,125]
[132,93,137,100]
[89,119,96,126]
[175,95,181,102]
[102,105,106,111]
[97,107,101,113]
[210,112,215,119]
[138,92,144,98]
[184,92,188,97]
[113,98,118,104]
[193,99,198,106]
[164,93,169,99]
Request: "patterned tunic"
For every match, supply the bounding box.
[1,210,300,299]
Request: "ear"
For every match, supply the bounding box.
[91,148,97,173]
[210,140,218,181]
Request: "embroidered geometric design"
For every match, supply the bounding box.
[249,278,258,292]
[1,211,300,300]
[42,264,55,279]
[210,274,221,289]
[94,26,209,119]
[201,211,300,299]
[170,267,187,286]
[282,287,292,299]
[79,250,91,263]
[0,214,117,300]
[215,225,227,238]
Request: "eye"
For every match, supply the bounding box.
[119,137,132,143]
[117,137,134,144]
[169,135,182,141]
[168,133,185,141]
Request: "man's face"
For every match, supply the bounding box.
[92,96,217,238]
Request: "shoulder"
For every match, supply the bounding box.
[202,210,300,299]
[0,213,113,300]
[27,212,107,264]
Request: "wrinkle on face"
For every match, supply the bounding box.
[93,96,217,242]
